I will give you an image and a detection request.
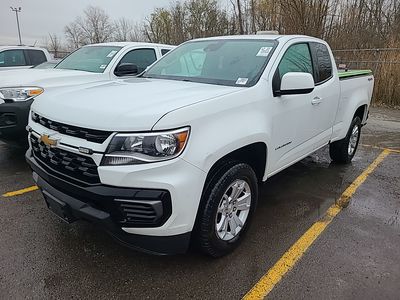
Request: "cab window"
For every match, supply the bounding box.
[161,49,171,56]
[118,48,157,73]
[277,43,313,78]
[26,50,47,66]
[0,49,26,67]
[310,42,333,83]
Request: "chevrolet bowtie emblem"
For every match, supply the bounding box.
[40,134,59,147]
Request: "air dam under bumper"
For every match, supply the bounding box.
[26,151,192,255]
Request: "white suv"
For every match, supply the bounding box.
[0,46,52,70]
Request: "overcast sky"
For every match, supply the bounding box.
[0,0,175,46]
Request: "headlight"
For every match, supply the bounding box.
[0,87,44,102]
[101,127,190,166]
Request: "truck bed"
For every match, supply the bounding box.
[331,69,374,143]
[338,69,373,80]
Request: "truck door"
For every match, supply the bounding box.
[269,42,318,172]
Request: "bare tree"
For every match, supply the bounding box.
[64,6,113,48]
[64,22,83,49]
[144,0,232,44]
[47,33,62,58]
[79,6,114,44]
[114,18,133,42]
[230,0,245,34]
[128,23,147,42]
[144,8,174,44]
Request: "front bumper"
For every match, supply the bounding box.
[0,99,32,143]
[26,150,194,255]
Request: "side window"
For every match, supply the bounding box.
[161,49,171,56]
[118,48,157,74]
[311,43,332,83]
[0,50,26,67]
[26,50,47,65]
[277,43,313,78]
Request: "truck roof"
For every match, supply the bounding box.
[0,45,49,52]
[85,42,176,49]
[191,34,326,44]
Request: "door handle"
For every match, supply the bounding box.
[311,96,322,105]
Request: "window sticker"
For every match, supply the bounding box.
[106,50,118,58]
[236,78,248,85]
[99,64,107,69]
[256,47,273,57]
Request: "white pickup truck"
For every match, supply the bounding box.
[0,42,174,144]
[26,35,374,257]
[0,46,52,71]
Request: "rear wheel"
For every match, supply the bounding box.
[329,116,361,163]
[196,162,258,257]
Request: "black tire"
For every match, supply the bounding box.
[195,162,258,257]
[329,116,362,163]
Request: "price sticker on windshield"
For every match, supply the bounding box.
[99,64,107,69]
[107,50,118,58]
[236,78,248,85]
[256,47,273,57]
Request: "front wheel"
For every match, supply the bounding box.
[330,116,362,163]
[195,162,258,257]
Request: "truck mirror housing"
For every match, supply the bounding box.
[115,63,139,77]
[274,72,315,96]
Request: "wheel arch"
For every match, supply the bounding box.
[204,142,268,185]
[191,143,266,250]
[195,141,268,224]
[354,104,368,125]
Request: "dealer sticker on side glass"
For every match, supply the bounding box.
[256,47,273,57]
[236,78,248,85]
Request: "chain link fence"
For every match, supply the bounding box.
[333,48,400,107]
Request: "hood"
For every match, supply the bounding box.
[32,78,244,131]
[0,68,104,88]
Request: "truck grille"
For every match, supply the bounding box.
[31,112,111,143]
[30,135,100,184]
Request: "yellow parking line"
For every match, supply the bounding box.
[361,144,400,153]
[2,185,39,197]
[388,148,400,154]
[243,149,391,300]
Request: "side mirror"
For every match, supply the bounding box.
[274,72,315,96]
[114,63,139,77]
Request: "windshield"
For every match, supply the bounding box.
[143,39,277,87]
[32,62,57,69]
[55,46,122,73]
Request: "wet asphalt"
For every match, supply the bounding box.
[0,107,399,299]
